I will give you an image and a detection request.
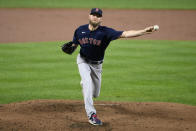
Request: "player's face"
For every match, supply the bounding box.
[89,14,102,27]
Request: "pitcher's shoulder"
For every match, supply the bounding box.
[78,24,89,29]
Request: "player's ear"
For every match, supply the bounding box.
[88,15,91,20]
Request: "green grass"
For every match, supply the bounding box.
[0,0,196,9]
[0,40,196,105]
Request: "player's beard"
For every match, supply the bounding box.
[89,20,101,28]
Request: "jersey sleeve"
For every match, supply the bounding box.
[72,28,80,45]
[105,27,123,41]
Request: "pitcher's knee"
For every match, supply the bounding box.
[93,94,99,98]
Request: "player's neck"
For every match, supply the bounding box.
[88,24,99,31]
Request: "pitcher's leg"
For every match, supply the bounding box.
[90,64,102,98]
[78,62,96,117]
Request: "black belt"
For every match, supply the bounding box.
[80,53,103,65]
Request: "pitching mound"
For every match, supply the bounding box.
[0,100,195,131]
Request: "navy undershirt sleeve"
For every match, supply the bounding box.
[72,29,80,45]
[105,27,123,41]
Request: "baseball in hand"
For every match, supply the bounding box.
[153,25,159,30]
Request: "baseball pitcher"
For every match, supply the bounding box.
[62,8,159,126]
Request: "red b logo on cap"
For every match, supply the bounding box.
[96,8,99,12]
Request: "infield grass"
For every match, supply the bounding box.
[0,40,196,105]
[0,0,196,9]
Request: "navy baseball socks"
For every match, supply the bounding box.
[88,113,102,125]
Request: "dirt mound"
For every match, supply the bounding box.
[0,100,195,131]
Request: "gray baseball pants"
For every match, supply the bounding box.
[77,54,102,118]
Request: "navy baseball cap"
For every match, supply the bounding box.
[90,8,103,17]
